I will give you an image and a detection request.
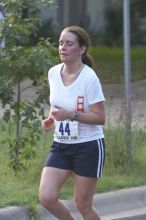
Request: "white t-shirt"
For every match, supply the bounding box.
[48,63,105,144]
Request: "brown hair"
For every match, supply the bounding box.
[62,26,93,68]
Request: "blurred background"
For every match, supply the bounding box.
[0,0,146,209]
[32,0,146,46]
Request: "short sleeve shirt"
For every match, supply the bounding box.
[48,63,105,143]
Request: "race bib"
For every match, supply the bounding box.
[55,120,79,141]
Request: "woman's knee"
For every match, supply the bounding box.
[39,189,58,209]
[75,196,91,213]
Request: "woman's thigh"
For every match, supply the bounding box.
[74,175,97,205]
[39,167,72,198]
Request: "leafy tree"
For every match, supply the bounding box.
[0,0,58,171]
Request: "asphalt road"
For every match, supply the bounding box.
[113,214,146,220]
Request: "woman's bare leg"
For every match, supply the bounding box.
[39,167,77,220]
[74,175,101,220]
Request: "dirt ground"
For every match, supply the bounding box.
[103,80,146,130]
[0,79,146,129]
[103,79,146,101]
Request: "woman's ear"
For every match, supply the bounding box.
[80,46,87,55]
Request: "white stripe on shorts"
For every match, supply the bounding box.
[96,139,104,178]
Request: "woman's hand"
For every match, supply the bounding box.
[51,106,70,121]
[41,117,54,132]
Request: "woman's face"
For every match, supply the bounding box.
[59,31,86,64]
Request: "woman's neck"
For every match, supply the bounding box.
[60,61,85,86]
[63,61,84,75]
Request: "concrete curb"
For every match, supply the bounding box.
[0,186,146,220]
[36,186,146,220]
[93,185,146,215]
[0,206,30,220]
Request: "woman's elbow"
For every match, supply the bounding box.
[101,118,105,125]
[97,115,105,125]
[98,119,105,125]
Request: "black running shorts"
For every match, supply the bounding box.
[45,139,105,178]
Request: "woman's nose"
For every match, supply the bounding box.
[61,42,67,49]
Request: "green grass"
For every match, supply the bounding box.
[0,47,146,210]
[1,122,146,209]
[97,151,146,193]
[0,123,53,208]
[89,47,146,84]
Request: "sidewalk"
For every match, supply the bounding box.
[1,185,146,220]
[36,185,146,220]
[102,208,146,220]
[95,186,146,219]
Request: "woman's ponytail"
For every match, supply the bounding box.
[82,53,93,68]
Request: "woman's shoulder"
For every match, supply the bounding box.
[48,63,63,80]
[49,63,63,73]
[83,65,99,80]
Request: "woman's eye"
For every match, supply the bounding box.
[67,42,73,46]
[59,42,63,46]
[59,41,73,47]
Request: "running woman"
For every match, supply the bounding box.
[39,26,106,220]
